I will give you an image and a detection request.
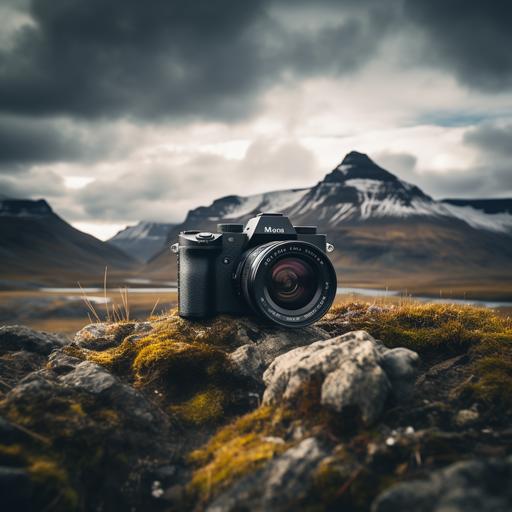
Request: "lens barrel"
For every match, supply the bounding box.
[237,240,336,327]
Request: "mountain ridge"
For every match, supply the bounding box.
[0,197,136,286]
[146,151,512,298]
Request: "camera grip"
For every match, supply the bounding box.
[178,250,215,318]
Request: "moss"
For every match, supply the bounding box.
[188,406,293,501]
[0,443,78,511]
[324,302,511,355]
[170,387,226,425]
[29,457,79,511]
[65,311,252,428]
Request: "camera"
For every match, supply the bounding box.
[171,213,337,327]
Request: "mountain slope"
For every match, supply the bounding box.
[147,151,512,298]
[109,221,176,262]
[0,198,136,286]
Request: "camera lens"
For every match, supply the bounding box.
[266,257,317,310]
[236,240,337,327]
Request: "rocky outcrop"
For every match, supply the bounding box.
[262,331,419,423]
[1,303,512,512]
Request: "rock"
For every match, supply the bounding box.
[372,456,512,512]
[60,360,117,395]
[47,351,82,374]
[207,438,325,512]
[321,361,390,423]
[58,360,159,424]
[227,318,330,381]
[229,344,264,381]
[455,408,480,428]
[380,347,420,401]
[0,325,67,355]
[262,331,419,423]
[74,321,153,350]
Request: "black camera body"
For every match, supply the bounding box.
[172,213,337,327]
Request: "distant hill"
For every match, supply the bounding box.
[0,198,137,287]
[147,151,512,299]
[109,221,176,262]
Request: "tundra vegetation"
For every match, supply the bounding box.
[0,302,511,511]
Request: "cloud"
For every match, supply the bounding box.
[0,0,401,121]
[74,138,318,222]
[0,167,66,198]
[463,122,512,157]
[404,0,512,91]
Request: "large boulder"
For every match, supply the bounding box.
[262,330,419,423]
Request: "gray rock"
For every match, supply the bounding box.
[59,360,116,394]
[229,344,264,381]
[372,456,512,512]
[207,438,325,512]
[263,331,419,424]
[322,360,390,423]
[379,347,420,401]
[0,325,67,355]
[47,351,82,374]
[227,319,330,381]
[74,321,152,349]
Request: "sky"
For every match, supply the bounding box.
[1,0,512,240]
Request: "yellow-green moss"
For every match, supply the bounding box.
[64,311,247,426]
[170,387,226,425]
[324,302,512,354]
[29,458,79,510]
[188,406,293,500]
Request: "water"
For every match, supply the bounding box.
[40,286,512,308]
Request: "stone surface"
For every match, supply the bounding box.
[60,360,117,394]
[227,318,330,381]
[262,330,419,423]
[207,438,326,512]
[372,456,512,512]
[74,321,153,349]
[0,325,67,355]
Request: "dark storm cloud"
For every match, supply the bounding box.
[0,0,399,121]
[0,116,125,170]
[404,0,512,91]
[1,0,510,123]
[0,116,85,168]
[463,123,512,158]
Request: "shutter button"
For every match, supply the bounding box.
[196,232,214,240]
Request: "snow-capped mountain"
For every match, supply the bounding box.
[109,221,176,262]
[147,151,512,296]
[167,151,512,235]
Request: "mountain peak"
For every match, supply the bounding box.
[331,151,398,183]
[340,150,374,167]
[0,198,53,218]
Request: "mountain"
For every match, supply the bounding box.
[147,151,512,299]
[0,198,136,287]
[109,221,176,262]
